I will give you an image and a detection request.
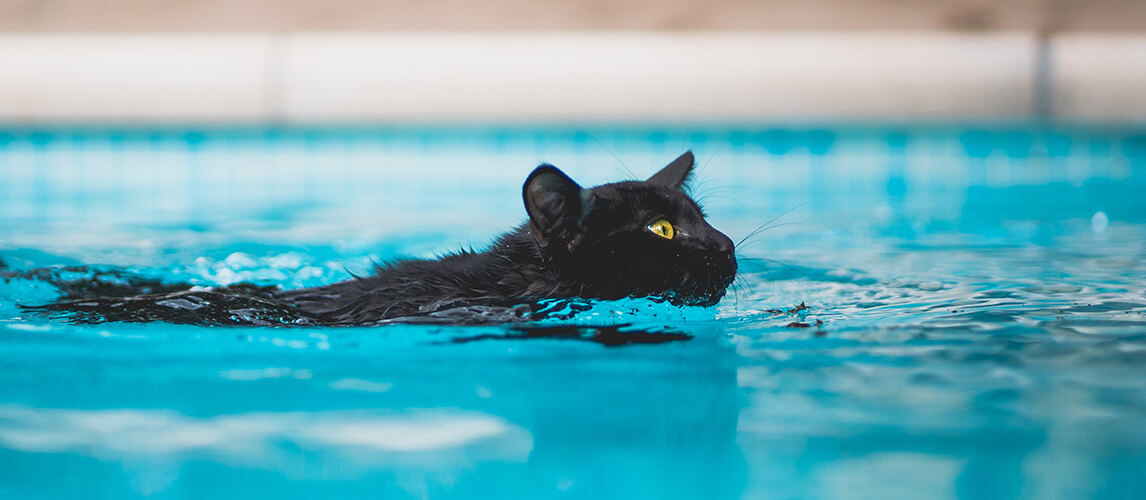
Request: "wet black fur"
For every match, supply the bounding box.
[277,151,737,324]
[27,152,737,326]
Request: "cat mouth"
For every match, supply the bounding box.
[680,291,727,307]
[661,270,735,308]
[661,287,727,308]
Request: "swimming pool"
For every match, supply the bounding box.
[1,125,1145,499]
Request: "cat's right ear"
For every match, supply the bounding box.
[523,165,587,250]
[647,151,695,190]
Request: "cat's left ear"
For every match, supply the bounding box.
[523,165,589,251]
[646,151,695,190]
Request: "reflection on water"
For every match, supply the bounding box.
[0,319,745,499]
[0,405,527,460]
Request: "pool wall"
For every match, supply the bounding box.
[1,33,1144,123]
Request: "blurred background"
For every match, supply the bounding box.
[3,0,1146,32]
[1,0,1144,124]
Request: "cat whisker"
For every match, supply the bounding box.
[737,223,792,249]
[735,222,804,252]
[694,186,738,199]
[728,280,742,309]
[733,275,755,302]
[585,133,638,179]
[691,185,738,205]
[738,255,810,280]
[695,193,740,207]
[734,280,749,312]
[735,203,807,248]
[740,258,776,284]
[694,143,727,188]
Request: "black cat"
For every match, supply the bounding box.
[281,151,737,323]
[27,151,737,326]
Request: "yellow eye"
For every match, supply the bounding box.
[647,219,674,239]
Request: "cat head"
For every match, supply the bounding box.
[523,151,737,307]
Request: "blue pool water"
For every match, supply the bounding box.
[1,126,1145,499]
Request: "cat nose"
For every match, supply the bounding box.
[712,233,734,255]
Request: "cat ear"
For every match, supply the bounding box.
[646,151,695,190]
[523,165,588,248]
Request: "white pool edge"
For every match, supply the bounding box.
[0,32,1143,124]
